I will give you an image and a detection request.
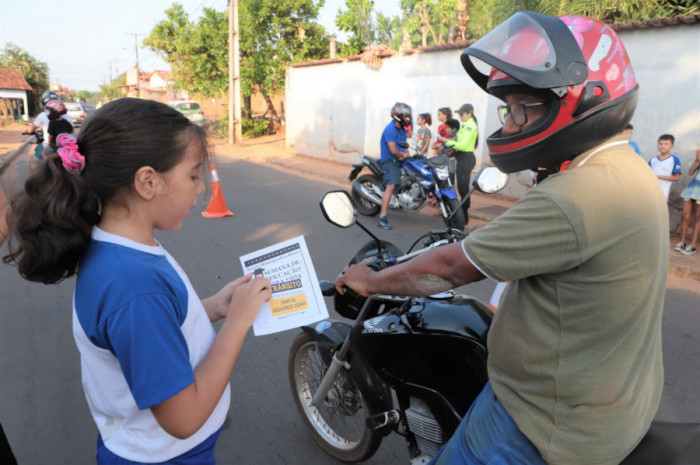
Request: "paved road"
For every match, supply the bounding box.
[0,146,698,464]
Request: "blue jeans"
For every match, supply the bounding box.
[427,382,546,465]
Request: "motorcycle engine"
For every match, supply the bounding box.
[406,397,446,458]
[396,180,424,211]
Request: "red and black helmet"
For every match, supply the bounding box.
[461,11,638,173]
[391,102,412,129]
[45,99,67,120]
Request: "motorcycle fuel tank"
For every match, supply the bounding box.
[349,295,493,416]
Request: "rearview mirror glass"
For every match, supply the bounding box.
[320,191,357,228]
[475,166,508,194]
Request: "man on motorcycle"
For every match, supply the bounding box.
[25,90,74,159]
[337,11,666,465]
[376,102,412,230]
[26,90,74,134]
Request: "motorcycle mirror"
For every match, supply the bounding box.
[474,166,509,194]
[398,142,409,149]
[320,191,357,228]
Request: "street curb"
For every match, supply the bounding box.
[0,137,32,175]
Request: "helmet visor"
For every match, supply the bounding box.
[461,11,587,93]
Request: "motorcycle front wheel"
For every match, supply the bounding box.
[288,332,382,463]
[444,198,467,230]
[351,174,382,217]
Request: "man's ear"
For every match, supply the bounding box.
[133,166,160,200]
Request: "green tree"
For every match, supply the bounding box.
[145,1,329,124]
[144,4,228,98]
[98,73,126,100]
[467,0,700,39]
[399,0,459,48]
[239,0,329,122]
[0,43,50,115]
[336,0,376,54]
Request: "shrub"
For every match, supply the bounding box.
[209,114,271,140]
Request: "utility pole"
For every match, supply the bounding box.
[229,0,242,144]
[107,61,113,82]
[126,33,143,97]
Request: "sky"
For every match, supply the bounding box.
[0,0,402,92]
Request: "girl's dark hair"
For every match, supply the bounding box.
[420,113,432,126]
[438,107,452,120]
[3,98,209,284]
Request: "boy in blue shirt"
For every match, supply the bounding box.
[648,133,681,201]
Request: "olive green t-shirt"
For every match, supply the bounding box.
[463,135,667,465]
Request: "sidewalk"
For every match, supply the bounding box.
[1,125,699,281]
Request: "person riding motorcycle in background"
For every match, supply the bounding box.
[44,99,74,151]
[25,90,74,159]
[337,11,666,465]
[376,102,412,230]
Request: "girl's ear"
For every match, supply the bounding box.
[133,166,160,200]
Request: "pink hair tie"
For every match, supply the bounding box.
[56,133,85,174]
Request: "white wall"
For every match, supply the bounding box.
[0,89,29,120]
[286,23,700,203]
[623,26,700,183]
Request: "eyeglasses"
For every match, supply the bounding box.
[497,102,546,126]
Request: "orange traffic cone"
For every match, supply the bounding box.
[202,163,234,218]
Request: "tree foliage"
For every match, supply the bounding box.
[145,1,329,119]
[144,4,228,98]
[239,0,329,119]
[468,0,700,39]
[333,0,698,52]
[400,0,459,47]
[98,73,127,100]
[0,43,50,114]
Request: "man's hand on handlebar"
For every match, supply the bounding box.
[336,264,374,297]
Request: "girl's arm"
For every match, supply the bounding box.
[420,133,431,155]
[691,149,700,176]
[152,275,271,439]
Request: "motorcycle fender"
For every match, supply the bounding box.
[301,321,350,367]
[300,322,395,436]
[348,164,364,181]
[437,187,459,200]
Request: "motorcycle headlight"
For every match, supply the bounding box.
[434,166,449,180]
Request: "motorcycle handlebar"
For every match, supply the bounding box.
[319,280,360,298]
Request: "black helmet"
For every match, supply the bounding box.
[391,102,412,129]
[460,11,638,173]
[45,99,67,120]
[41,90,60,105]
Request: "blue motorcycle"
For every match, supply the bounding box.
[348,144,466,230]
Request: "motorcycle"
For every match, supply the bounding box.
[348,142,467,230]
[21,129,45,160]
[289,166,700,464]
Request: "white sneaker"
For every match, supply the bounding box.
[674,242,686,252]
[680,246,697,256]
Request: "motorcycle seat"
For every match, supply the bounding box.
[622,421,700,465]
[427,154,448,168]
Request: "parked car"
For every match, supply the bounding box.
[169,100,205,125]
[65,102,87,126]
[81,102,97,115]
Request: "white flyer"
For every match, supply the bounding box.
[239,235,329,336]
